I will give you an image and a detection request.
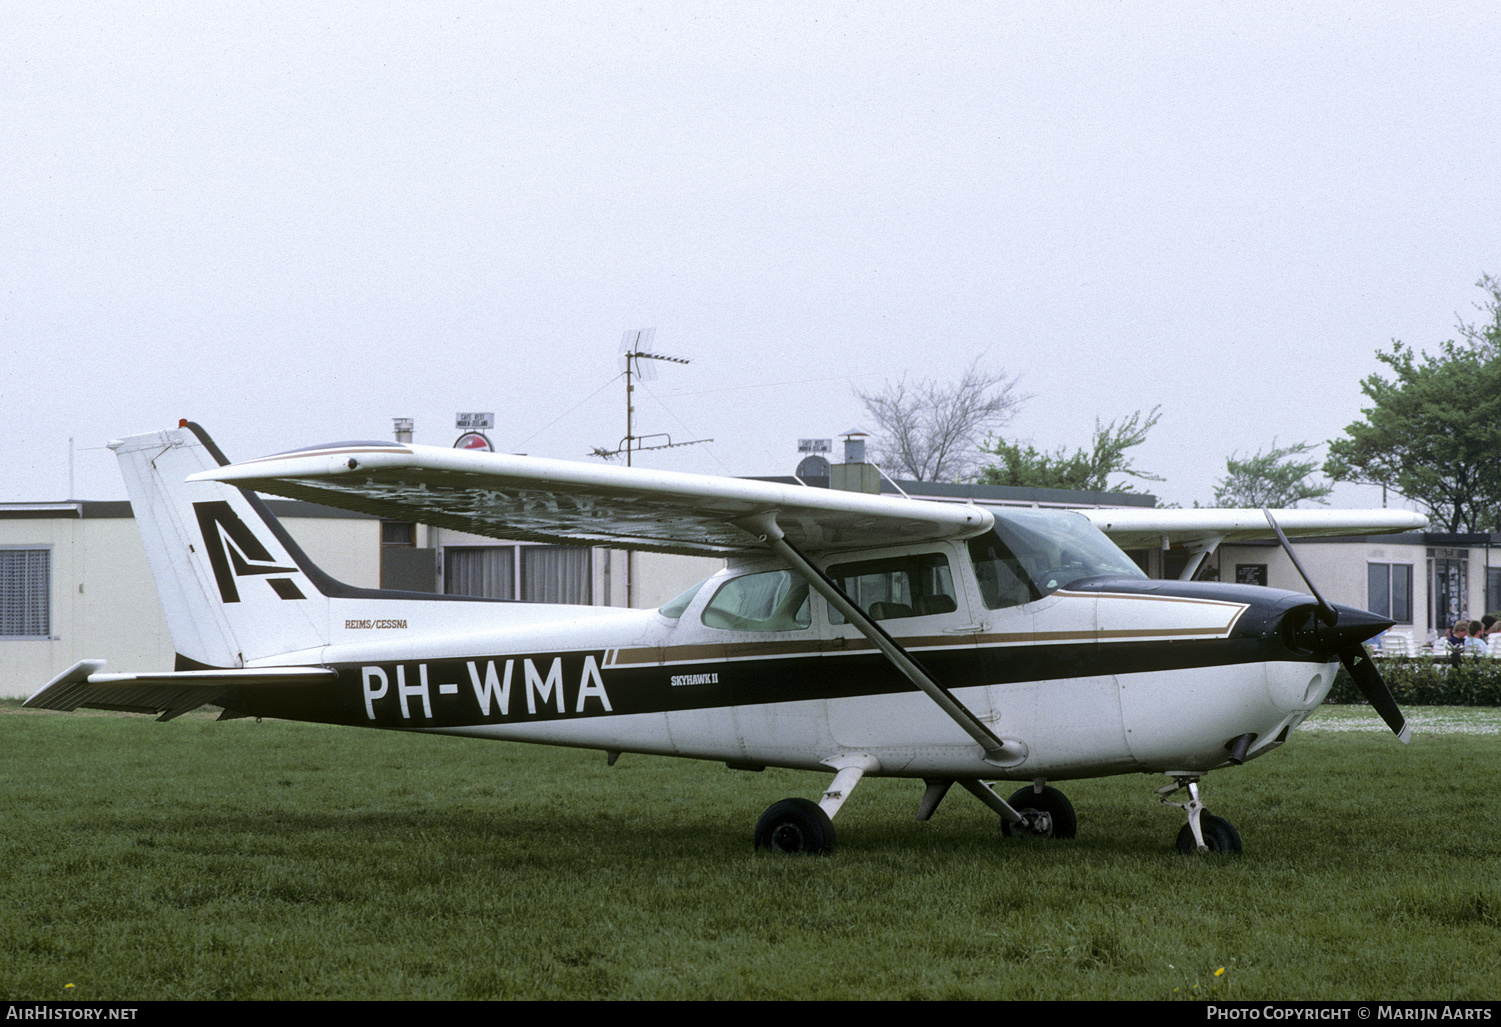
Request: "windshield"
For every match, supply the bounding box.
[969,509,1145,608]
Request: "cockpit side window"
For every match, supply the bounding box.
[967,531,1042,610]
[825,552,957,623]
[701,570,811,632]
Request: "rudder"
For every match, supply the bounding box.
[112,424,331,668]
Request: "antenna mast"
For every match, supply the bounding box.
[601,329,711,466]
[595,329,714,610]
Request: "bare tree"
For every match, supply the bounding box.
[855,359,1028,481]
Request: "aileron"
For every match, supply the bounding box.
[1082,507,1426,550]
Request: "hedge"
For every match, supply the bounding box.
[1326,652,1501,707]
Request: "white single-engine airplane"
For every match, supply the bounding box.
[28,423,1425,855]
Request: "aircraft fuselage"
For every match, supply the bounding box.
[221,559,1353,782]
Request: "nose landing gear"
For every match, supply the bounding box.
[1158,775,1242,855]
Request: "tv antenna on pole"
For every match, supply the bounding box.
[590,329,713,609]
[592,329,711,466]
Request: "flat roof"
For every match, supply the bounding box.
[0,500,377,521]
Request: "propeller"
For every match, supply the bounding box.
[1263,509,1411,744]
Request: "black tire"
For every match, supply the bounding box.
[1176,813,1243,855]
[1001,785,1077,839]
[754,797,836,855]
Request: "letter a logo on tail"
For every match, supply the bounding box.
[193,501,306,603]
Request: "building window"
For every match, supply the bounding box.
[381,522,416,547]
[1,547,51,638]
[1368,562,1413,625]
[520,546,592,605]
[444,546,516,599]
[443,545,593,605]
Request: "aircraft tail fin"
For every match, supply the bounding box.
[112,423,335,668]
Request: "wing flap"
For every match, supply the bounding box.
[26,660,336,720]
[190,442,994,554]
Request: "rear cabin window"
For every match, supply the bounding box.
[826,552,957,623]
[658,579,707,619]
[700,570,810,632]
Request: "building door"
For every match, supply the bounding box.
[1428,549,1468,631]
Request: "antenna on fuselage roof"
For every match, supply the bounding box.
[594,329,712,467]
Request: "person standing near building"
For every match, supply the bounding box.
[1445,620,1470,665]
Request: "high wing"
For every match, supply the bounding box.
[190,439,994,555]
[1081,507,1427,550]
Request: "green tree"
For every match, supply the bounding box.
[977,407,1163,493]
[1325,276,1501,533]
[1212,440,1332,508]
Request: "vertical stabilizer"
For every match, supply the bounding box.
[112,425,330,668]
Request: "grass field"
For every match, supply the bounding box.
[2,701,1498,1001]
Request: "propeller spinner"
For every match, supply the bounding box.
[1263,508,1411,744]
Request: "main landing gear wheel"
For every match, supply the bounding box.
[754,797,836,855]
[1001,785,1077,839]
[1176,813,1242,855]
[1159,777,1242,855]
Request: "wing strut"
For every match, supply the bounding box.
[734,513,1024,768]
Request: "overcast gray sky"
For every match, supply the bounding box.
[5,2,1499,511]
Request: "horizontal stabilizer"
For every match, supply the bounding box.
[25,660,336,721]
